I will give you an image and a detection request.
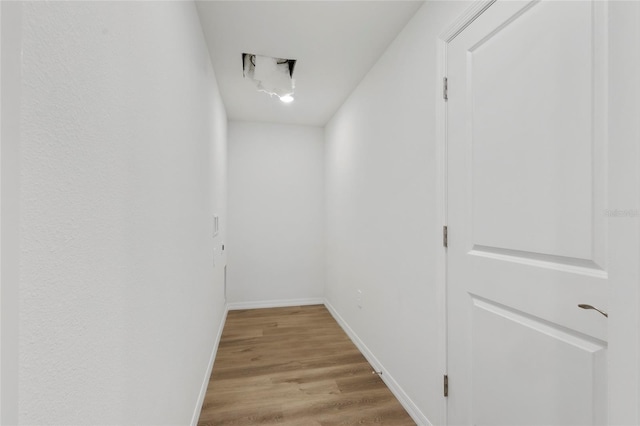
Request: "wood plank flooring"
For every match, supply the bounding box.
[197,305,415,425]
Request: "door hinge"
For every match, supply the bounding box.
[443,77,448,101]
[443,225,448,248]
[444,374,449,397]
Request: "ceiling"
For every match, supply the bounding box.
[196,1,424,127]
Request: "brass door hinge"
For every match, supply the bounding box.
[443,77,449,101]
[443,226,448,248]
[444,374,449,397]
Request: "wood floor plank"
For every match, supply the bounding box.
[197,305,415,425]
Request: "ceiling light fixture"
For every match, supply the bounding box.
[242,53,296,101]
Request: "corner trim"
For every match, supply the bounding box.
[190,305,229,426]
[323,300,433,426]
[227,298,324,311]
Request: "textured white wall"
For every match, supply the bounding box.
[1,3,22,424]
[608,2,640,424]
[18,2,227,424]
[228,122,324,305]
[324,1,470,424]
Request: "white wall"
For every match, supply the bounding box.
[608,2,640,424]
[1,2,21,424]
[228,122,324,306]
[18,2,227,424]
[324,1,470,424]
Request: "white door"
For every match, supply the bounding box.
[446,1,609,424]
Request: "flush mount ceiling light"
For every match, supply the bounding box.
[242,53,297,103]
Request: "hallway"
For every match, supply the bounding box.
[1,1,639,425]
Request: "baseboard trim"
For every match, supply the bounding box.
[227,298,325,311]
[323,300,432,426]
[190,305,229,426]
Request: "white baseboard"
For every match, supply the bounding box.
[190,305,229,426]
[227,297,325,311]
[323,300,432,426]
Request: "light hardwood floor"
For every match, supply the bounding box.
[197,305,415,425]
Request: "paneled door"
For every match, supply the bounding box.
[446,1,609,424]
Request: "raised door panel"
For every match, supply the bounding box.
[469,0,606,269]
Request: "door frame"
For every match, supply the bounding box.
[436,1,640,424]
[435,3,496,424]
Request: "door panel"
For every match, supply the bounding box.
[471,0,596,261]
[471,296,607,425]
[447,1,609,424]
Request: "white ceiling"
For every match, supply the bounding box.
[196,1,424,127]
